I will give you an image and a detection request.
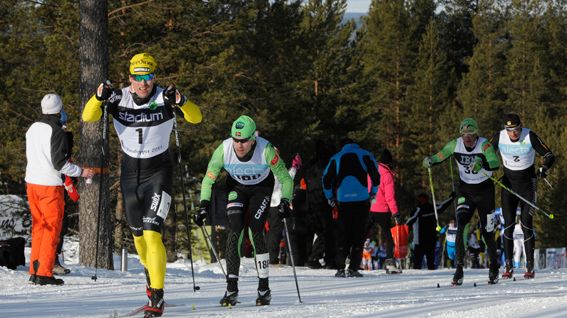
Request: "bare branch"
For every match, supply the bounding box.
[108,0,154,20]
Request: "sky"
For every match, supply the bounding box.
[346,0,371,13]
[2,238,567,317]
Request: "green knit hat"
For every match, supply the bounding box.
[231,115,256,140]
[459,118,479,135]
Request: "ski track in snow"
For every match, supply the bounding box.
[1,240,567,318]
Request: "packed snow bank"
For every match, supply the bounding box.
[1,237,566,318]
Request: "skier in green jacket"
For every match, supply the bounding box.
[422,118,500,286]
[194,115,293,306]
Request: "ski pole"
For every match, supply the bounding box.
[543,178,554,190]
[172,114,199,291]
[201,224,226,278]
[484,172,555,220]
[92,102,108,282]
[427,167,441,231]
[282,217,302,303]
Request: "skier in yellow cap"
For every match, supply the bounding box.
[82,52,202,318]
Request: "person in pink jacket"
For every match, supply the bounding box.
[366,149,401,267]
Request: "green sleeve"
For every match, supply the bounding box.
[264,144,293,201]
[200,143,225,202]
[480,139,500,170]
[431,139,457,165]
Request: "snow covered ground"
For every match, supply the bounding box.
[1,237,567,318]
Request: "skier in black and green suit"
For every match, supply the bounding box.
[194,115,293,306]
[422,118,500,286]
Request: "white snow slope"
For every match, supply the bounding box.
[1,237,566,318]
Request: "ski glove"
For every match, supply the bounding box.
[278,198,292,219]
[471,156,483,173]
[327,199,337,208]
[422,156,433,169]
[291,153,302,170]
[95,80,113,101]
[163,84,186,107]
[331,206,339,220]
[537,166,548,179]
[194,200,209,226]
[393,213,402,225]
[63,176,80,202]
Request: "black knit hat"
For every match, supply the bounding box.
[503,113,522,129]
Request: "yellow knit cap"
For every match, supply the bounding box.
[129,53,157,75]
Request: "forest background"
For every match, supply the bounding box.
[2,0,567,266]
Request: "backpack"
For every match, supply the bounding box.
[0,237,26,270]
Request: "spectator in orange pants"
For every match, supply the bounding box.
[27,185,65,278]
[25,93,94,285]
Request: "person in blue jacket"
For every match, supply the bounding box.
[440,218,458,268]
[322,138,380,278]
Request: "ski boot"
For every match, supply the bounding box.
[220,290,239,306]
[144,288,164,318]
[256,289,271,306]
[53,256,71,275]
[334,268,346,277]
[35,275,64,286]
[501,260,513,279]
[384,259,402,274]
[524,262,535,279]
[306,259,323,269]
[488,263,499,284]
[347,268,363,277]
[451,264,464,286]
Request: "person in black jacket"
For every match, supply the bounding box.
[294,140,336,269]
[322,139,380,278]
[490,113,555,279]
[406,192,455,270]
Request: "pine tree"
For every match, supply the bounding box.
[457,0,508,132]
[439,0,477,83]
[530,2,567,247]
[360,0,414,178]
[407,20,452,197]
[504,0,546,123]
[299,0,362,150]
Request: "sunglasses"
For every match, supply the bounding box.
[131,73,155,82]
[505,126,521,133]
[232,137,251,144]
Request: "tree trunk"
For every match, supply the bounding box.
[78,0,113,270]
